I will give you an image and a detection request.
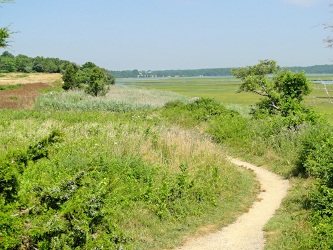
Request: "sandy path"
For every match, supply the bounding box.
[175,157,289,250]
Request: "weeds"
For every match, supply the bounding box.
[35,87,188,112]
[0,84,22,91]
[0,107,258,249]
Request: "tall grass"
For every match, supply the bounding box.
[34,86,188,112]
[0,109,258,249]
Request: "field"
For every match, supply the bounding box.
[0,73,259,249]
[118,76,333,120]
[0,73,63,109]
[1,72,333,249]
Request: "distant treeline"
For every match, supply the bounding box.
[0,51,72,73]
[111,64,333,78]
[110,68,233,78]
[287,65,333,74]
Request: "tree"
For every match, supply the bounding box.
[0,56,16,72]
[15,54,33,72]
[231,60,316,125]
[1,50,14,58]
[0,0,13,48]
[103,69,115,85]
[62,64,80,90]
[85,67,109,97]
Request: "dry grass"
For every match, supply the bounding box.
[0,73,62,85]
[0,83,52,109]
[0,73,63,109]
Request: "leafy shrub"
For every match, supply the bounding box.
[232,60,320,127]
[294,123,333,248]
[0,130,63,249]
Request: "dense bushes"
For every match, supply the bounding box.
[0,131,63,248]
[294,124,333,248]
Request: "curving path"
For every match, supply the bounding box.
[175,157,289,250]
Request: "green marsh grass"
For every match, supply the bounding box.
[120,76,333,121]
[119,77,261,106]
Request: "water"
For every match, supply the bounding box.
[313,80,333,84]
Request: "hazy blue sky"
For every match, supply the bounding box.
[1,0,332,70]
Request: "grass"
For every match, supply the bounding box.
[118,77,260,106]
[118,76,333,121]
[34,87,188,112]
[264,178,314,250]
[2,72,333,249]
[0,103,258,249]
[0,72,62,85]
[0,84,22,91]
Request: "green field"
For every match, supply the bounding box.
[1,73,333,249]
[118,76,333,120]
[0,83,260,249]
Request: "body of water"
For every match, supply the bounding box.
[313,80,333,84]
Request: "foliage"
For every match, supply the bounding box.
[232,60,318,126]
[0,51,70,73]
[61,63,80,90]
[0,27,10,48]
[0,84,22,91]
[289,123,333,248]
[62,62,115,96]
[0,108,258,249]
[85,67,109,96]
[110,65,333,78]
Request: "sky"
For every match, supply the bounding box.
[0,0,332,70]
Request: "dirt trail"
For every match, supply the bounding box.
[175,157,289,250]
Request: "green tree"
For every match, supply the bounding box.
[0,56,16,72]
[15,54,33,72]
[1,50,14,58]
[231,60,316,125]
[103,69,115,85]
[62,64,80,90]
[0,27,10,48]
[85,67,109,97]
[0,1,13,48]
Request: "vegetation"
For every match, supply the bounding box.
[0,27,10,48]
[0,84,22,91]
[117,65,333,249]
[111,65,333,78]
[231,60,319,126]
[0,99,258,249]
[61,61,115,97]
[119,75,333,121]
[0,1,13,48]
[0,51,73,74]
[1,62,333,248]
[35,86,188,112]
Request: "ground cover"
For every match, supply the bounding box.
[0,73,62,85]
[0,73,259,249]
[1,73,333,249]
[0,73,63,109]
[120,76,333,121]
